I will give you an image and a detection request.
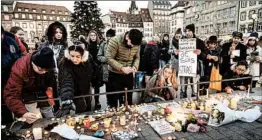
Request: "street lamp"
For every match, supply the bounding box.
[251,13,258,32]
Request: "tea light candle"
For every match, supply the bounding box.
[138,128,141,132]
[44,131,49,135]
[77,126,81,129]
[56,118,60,121]
[51,118,55,121]
[80,128,85,133]
[62,119,65,123]
[105,129,109,133]
[75,117,79,123]
[168,136,172,140]
[230,98,238,110]
[26,130,31,135]
[120,115,126,126]
[147,111,152,117]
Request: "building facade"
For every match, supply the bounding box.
[148,1,172,37]
[170,1,185,35]
[238,1,262,37]
[184,1,238,40]
[2,2,73,46]
[1,1,15,31]
[101,1,153,41]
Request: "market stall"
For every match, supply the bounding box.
[3,88,262,140]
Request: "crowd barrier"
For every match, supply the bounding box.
[36,76,261,103]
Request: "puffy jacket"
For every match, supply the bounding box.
[106,34,140,74]
[4,53,57,117]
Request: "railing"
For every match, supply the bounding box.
[36,76,261,103]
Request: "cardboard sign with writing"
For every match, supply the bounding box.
[178,38,197,77]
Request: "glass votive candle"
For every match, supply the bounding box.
[120,115,126,126]
[33,128,42,140]
[83,118,90,128]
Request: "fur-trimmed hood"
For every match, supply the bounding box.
[46,21,67,43]
[64,44,89,63]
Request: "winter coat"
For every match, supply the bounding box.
[87,41,100,64]
[106,34,140,74]
[97,41,109,83]
[3,53,57,117]
[246,45,262,81]
[220,42,247,75]
[59,54,94,101]
[144,73,176,103]
[203,48,221,76]
[142,41,160,76]
[138,40,147,71]
[222,64,251,90]
[1,32,23,97]
[21,40,29,53]
[159,40,171,62]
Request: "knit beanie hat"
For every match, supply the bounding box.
[207,36,218,44]
[32,47,55,69]
[106,29,116,37]
[175,28,182,35]
[185,24,195,34]
[232,31,243,38]
[248,32,259,41]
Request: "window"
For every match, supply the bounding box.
[38,24,42,29]
[230,7,236,18]
[248,24,253,32]
[65,11,68,15]
[50,16,53,20]
[210,24,213,33]
[22,23,27,28]
[52,10,55,14]
[249,1,256,6]
[259,1,262,4]
[57,17,60,20]
[240,25,246,33]
[249,10,255,19]
[18,8,22,12]
[259,9,262,18]
[43,15,47,20]
[4,15,9,20]
[42,9,46,13]
[30,23,34,28]
[44,24,48,29]
[29,14,33,19]
[258,23,262,31]
[3,5,8,12]
[15,23,20,27]
[59,11,62,14]
[37,15,40,19]
[32,9,36,12]
[240,11,246,21]
[22,14,26,19]
[25,8,29,12]
[196,27,198,34]
[241,1,247,8]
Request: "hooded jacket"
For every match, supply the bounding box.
[3,53,57,117]
[59,49,94,102]
[106,34,140,74]
[40,21,71,65]
[159,38,171,62]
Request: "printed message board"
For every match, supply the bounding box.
[178,38,197,77]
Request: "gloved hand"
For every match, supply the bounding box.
[55,100,76,118]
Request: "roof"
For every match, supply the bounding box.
[152,1,171,6]
[140,8,153,22]
[110,10,128,24]
[14,2,71,15]
[171,1,186,9]
[127,14,142,22]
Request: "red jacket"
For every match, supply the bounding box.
[4,53,56,117]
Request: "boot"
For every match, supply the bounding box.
[94,103,101,110]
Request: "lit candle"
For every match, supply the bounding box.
[75,117,79,123]
[83,118,90,128]
[104,118,111,128]
[230,98,238,110]
[247,86,250,97]
[147,111,152,117]
[120,115,126,126]
[32,128,42,140]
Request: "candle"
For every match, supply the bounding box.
[206,89,209,98]
[75,117,79,123]
[160,108,165,115]
[120,115,126,126]
[51,118,55,121]
[61,119,65,123]
[230,98,238,110]
[83,118,90,128]
[66,118,75,128]
[205,101,212,113]
[33,128,42,140]
[138,128,142,132]
[147,111,152,117]
[81,128,85,134]
[104,118,111,128]
[247,86,250,97]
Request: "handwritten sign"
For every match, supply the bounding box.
[178,38,197,77]
[148,119,175,135]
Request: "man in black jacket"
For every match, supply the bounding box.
[220,31,247,76]
[180,24,207,98]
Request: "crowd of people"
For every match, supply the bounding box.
[2,21,262,125]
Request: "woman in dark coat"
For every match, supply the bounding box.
[56,43,95,117]
[159,34,171,68]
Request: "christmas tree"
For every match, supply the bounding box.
[71,1,104,38]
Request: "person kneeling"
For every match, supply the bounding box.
[144,64,178,102]
[223,60,251,94]
[4,47,57,124]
